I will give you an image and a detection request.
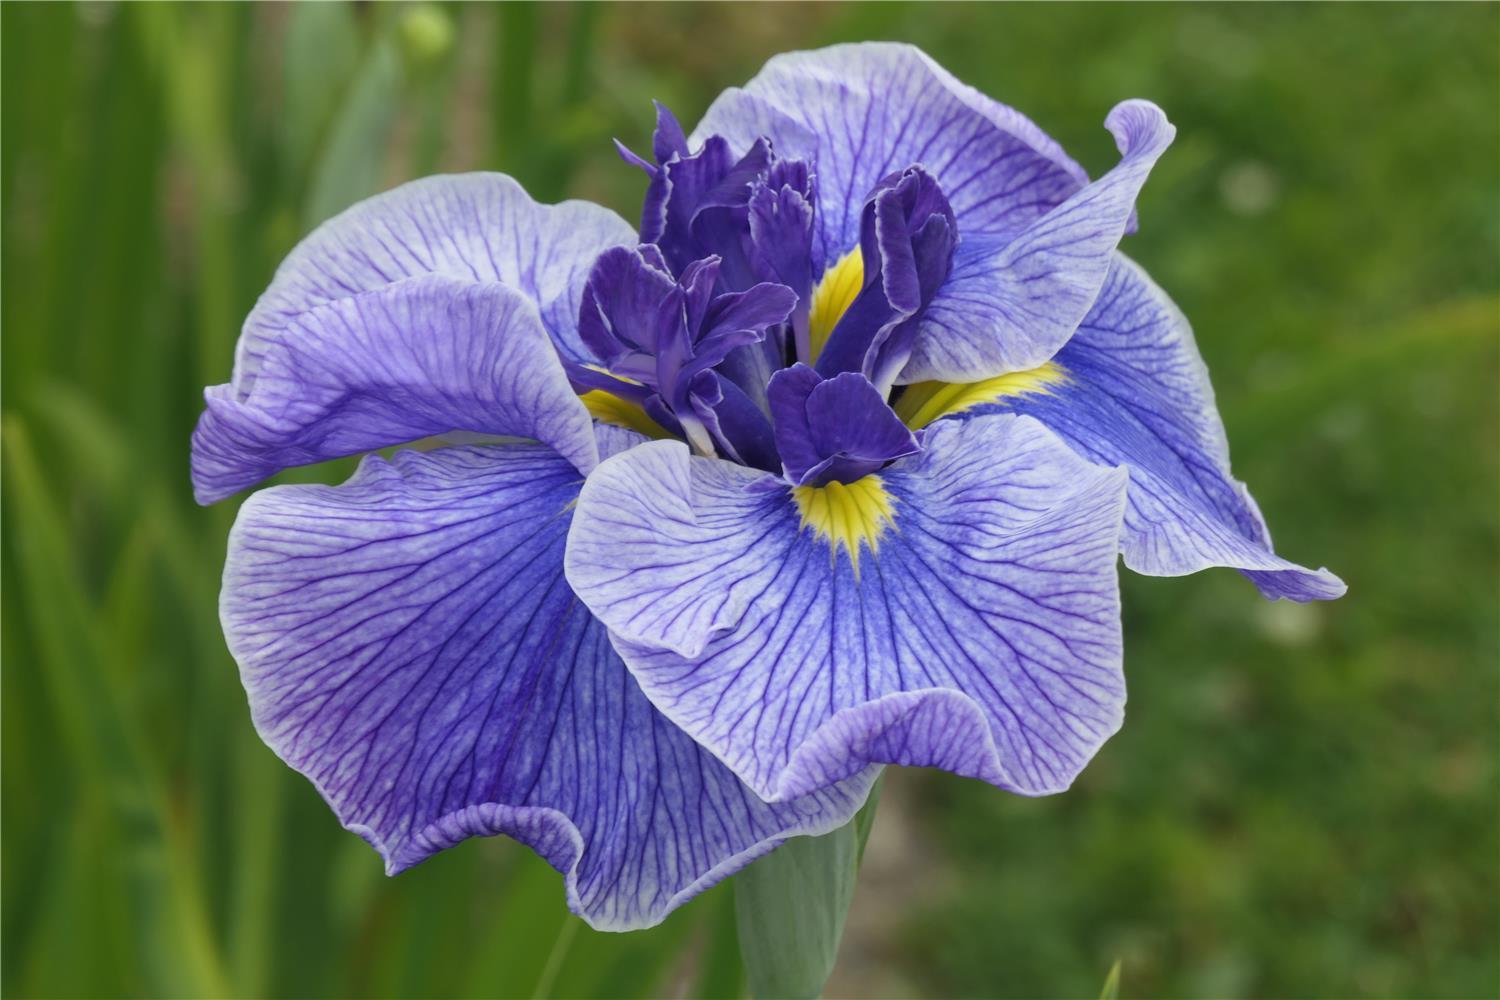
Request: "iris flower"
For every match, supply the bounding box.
[192,43,1343,931]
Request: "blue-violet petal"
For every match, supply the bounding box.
[222,440,878,930]
[566,415,1129,801]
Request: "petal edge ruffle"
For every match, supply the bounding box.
[566,415,1129,800]
[192,276,598,502]
[904,100,1176,384]
[692,42,1090,270]
[223,441,876,930]
[240,173,634,376]
[949,254,1345,601]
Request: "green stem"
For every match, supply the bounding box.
[530,915,581,1000]
[733,777,883,999]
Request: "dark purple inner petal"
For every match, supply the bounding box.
[768,365,919,486]
[577,246,678,362]
[575,224,794,467]
[650,100,690,164]
[748,159,817,359]
[698,372,781,472]
[815,166,957,393]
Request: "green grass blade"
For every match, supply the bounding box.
[1100,959,1122,1000]
[3,419,233,997]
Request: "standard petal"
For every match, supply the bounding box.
[905,100,1176,383]
[692,42,1089,272]
[691,44,1174,385]
[952,255,1346,601]
[192,276,598,503]
[222,442,876,931]
[566,415,1129,801]
[239,173,635,370]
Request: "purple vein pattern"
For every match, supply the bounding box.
[223,438,877,930]
[192,41,1343,931]
[567,417,1129,801]
[959,255,1345,601]
[193,175,636,502]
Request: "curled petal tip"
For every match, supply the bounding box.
[1248,566,1348,603]
[1105,99,1176,159]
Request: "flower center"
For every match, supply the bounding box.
[576,106,968,499]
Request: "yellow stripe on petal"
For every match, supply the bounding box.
[580,390,673,440]
[807,249,864,363]
[895,362,1070,430]
[791,474,896,574]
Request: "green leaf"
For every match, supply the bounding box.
[1100,959,1122,1000]
[281,0,360,180]
[2,419,231,999]
[733,780,882,999]
[691,884,746,1000]
[303,30,402,230]
[854,775,884,864]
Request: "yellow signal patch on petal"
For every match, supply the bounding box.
[894,362,1070,430]
[580,390,673,440]
[791,474,895,573]
[807,249,864,363]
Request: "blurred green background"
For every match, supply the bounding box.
[3,3,1496,998]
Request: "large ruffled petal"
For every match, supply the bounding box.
[241,173,635,370]
[692,42,1174,385]
[692,43,1088,270]
[566,415,1129,801]
[908,101,1175,383]
[194,174,636,503]
[192,276,598,503]
[222,441,876,931]
[950,255,1346,602]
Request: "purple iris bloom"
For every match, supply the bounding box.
[192,43,1343,931]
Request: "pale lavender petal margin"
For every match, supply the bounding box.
[906,100,1175,383]
[194,174,636,501]
[692,42,1088,271]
